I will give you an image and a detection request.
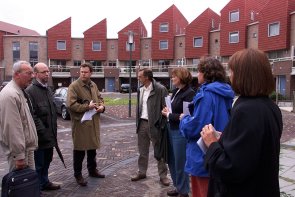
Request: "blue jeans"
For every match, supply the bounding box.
[168,126,190,194]
[34,148,53,189]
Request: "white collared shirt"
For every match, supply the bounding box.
[140,83,152,120]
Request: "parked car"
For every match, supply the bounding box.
[53,87,70,120]
[0,81,9,92]
[120,83,137,93]
[120,84,130,93]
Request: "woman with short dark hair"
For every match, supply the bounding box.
[180,57,234,197]
[162,67,195,197]
[201,48,283,197]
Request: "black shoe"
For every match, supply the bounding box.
[42,182,61,191]
[88,169,105,178]
[167,189,179,196]
[75,175,87,186]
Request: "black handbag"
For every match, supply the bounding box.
[154,118,169,163]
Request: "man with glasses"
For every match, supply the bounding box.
[0,61,38,172]
[26,62,61,191]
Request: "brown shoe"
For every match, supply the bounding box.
[167,189,179,196]
[160,177,170,186]
[130,173,146,181]
[75,175,88,186]
[42,182,61,191]
[89,169,105,178]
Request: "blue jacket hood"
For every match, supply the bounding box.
[201,81,234,100]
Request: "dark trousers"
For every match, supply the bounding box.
[34,148,53,189]
[73,149,97,177]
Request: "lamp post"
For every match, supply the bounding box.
[128,31,134,117]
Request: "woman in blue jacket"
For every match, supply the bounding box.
[179,57,234,197]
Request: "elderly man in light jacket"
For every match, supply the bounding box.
[0,61,38,172]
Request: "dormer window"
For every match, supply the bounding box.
[57,40,66,50]
[229,10,239,22]
[160,23,169,32]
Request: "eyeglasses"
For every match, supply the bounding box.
[19,71,34,75]
[38,71,50,74]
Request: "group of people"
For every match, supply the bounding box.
[0,48,283,197]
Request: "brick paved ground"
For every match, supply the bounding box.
[0,97,294,196]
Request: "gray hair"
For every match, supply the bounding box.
[12,61,31,75]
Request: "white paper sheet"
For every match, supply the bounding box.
[81,108,97,123]
[183,101,190,115]
[197,138,208,154]
[165,96,172,113]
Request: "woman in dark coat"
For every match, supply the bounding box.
[162,67,195,197]
[201,48,283,197]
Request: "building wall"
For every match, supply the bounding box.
[118,18,147,61]
[84,19,107,61]
[140,38,152,62]
[47,18,72,60]
[247,23,259,49]
[209,31,220,57]
[151,5,188,60]
[3,36,47,77]
[71,38,84,65]
[174,35,185,61]
[185,8,220,59]
[107,39,118,62]
[258,0,290,51]
[291,13,295,49]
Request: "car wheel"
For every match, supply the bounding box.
[61,106,70,120]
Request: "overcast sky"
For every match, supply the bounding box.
[0,0,230,38]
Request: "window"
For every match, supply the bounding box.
[194,37,203,47]
[211,19,215,29]
[159,40,168,50]
[57,40,66,50]
[73,60,81,66]
[29,42,38,66]
[140,60,150,67]
[160,23,169,32]
[250,11,255,21]
[88,60,101,66]
[229,32,239,43]
[92,41,101,51]
[108,61,116,67]
[12,42,20,62]
[268,22,280,37]
[126,42,135,51]
[193,59,200,65]
[229,10,239,22]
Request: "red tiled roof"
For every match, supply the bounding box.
[0,21,40,36]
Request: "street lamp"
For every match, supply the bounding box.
[128,31,134,117]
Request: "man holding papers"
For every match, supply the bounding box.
[67,63,105,186]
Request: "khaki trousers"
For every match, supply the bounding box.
[137,119,168,179]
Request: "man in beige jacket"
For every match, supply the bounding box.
[0,61,38,172]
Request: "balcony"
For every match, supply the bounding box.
[50,65,199,78]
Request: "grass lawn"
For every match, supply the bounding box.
[104,97,137,106]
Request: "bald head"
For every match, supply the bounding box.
[34,62,50,84]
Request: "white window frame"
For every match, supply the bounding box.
[229,32,239,43]
[57,40,66,50]
[229,10,239,22]
[268,22,280,37]
[193,37,203,47]
[92,41,101,51]
[160,23,169,32]
[159,40,168,50]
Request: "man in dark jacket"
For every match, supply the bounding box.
[131,68,170,186]
[26,63,61,191]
